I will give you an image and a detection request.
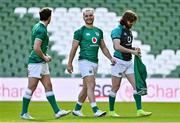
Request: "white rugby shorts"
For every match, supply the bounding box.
[111,57,134,77]
[28,63,50,78]
[78,60,98,78]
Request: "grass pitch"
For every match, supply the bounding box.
[0,102,180,123]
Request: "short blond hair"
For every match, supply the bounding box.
[82,8,94,16]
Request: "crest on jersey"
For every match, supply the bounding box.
[127,36,132,43]
[95,32,99,36]
[86,33,90,36]
[92,37,97,43]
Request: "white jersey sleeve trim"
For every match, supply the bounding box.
[35,38,42,42]
[73,39,80,42]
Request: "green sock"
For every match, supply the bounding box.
[91,102,99,113]
[46,92,60,114]
[109,95,116,111]
[133,94,142,110]
[74,103,82,111]
[92,106,99,113]
[21,97,30,115]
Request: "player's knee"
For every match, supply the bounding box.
[44,83,52,91]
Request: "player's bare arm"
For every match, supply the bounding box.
[100,40,116,65]
[67,40,79,73]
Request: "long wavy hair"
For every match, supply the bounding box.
[120,10,138,27]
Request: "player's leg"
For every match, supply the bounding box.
[21,77,39,119]
[78,79,87,103]
[40,74,71,118]
[126,74,141,108]
[72,60,89,116]
[125,61,142,111]
[84,75,96,109]
[108,58,124,117]
[126,73,152,116]
[21,63,42,119]
[40,63,70,118]
[108,76,121,117]
[77,60,106,117]
[84,75,106,117]
[73,79,87,116]
[40,74,59,113]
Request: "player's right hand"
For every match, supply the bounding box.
[67,63,73,74]
[44,55,52,62]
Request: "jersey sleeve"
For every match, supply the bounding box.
[73,29,82,42]
[111,27,122,40]
[35,29,46,41]
[100,29,104,41]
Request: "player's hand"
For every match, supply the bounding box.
[44,55,52,62]
[135,47,141,54]
[67,63,73,74]
[47,55,52,62]
[110,58,116,66]
[132,49,141,57]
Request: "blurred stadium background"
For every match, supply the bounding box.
[0,0,180,78]
[0,0,180,122]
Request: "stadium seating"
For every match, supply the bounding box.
[14,7,27,18]
[0,0,179,77]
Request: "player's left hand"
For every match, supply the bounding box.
[135,47,141,57]
[135,47,141,53]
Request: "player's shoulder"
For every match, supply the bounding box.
[74,26,85,33]
[111,25,123,34]
[112,25,123,31]
[93,26,103,34]
[94,26,102,31]
[76,26,86,31]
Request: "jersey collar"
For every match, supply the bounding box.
[39,21,46,27]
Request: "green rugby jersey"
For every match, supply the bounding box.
[28,22,49,63]
[73,26,103,63]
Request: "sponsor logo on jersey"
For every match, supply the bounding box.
[92,37,97,44]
